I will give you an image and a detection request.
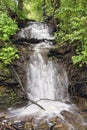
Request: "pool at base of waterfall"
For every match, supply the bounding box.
[5,100,86,130]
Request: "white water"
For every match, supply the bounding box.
[8,23,86,129]
[18,22,54,40]
[26,43,69,101]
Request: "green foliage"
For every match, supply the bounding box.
[44,0,54,17]
[0,0,28,19]
[27,0,43,21]
[9,91,16,101]
[27,0,55,21]
[72,42,87,66]
[0,0,17,12]
[55,0,87,66]
[0,0,19,66]
[0,45,19,65]
[0,10,19,65]
[0,12,18,41]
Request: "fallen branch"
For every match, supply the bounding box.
[25,98,56,110]
[10,65,25,92]
[26,98,71,110]
[10,65,45,111]
[28,98,46,111]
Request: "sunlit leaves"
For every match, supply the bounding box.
[0,11,18,65]
[0,45,19,65]
[27,0,43,21]
[55,0,87,66]
[0,12,18,41]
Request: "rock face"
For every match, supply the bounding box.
[48,43,87,98]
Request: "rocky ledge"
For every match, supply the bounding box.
[48,43,87,99]
[0,109,86,130]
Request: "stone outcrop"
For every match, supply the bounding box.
[48,43,87,98]
[0,111,86,130]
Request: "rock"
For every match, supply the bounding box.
[24,122,32,130]
[0,114,5,120]
[38,120,49,130]
[11,121,25,130]
[54,124,63,128]
[53,124,65,130]
[7,121,13,126]
[61,110,83,124]
[48,43,87,99]
[50,117,58,124]
[50,117,67,130]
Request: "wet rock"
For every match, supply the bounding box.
[24,122,33,130]
[50,117,59,125]
[11,121,25,130]
[53,124,67,130]
[38,120,49,130]
[12,37,55,44]
[7,121,13,126]
[48,44,71,57]
[62,110,84,124]
[0,114,5,120]
[50,118,67,130]
[60,110,86,130]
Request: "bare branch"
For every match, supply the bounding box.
[10,65,45,111]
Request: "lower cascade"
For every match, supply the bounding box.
[4,22,86,129]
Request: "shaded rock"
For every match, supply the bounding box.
[12,38,55,44]
[48,43,87,98]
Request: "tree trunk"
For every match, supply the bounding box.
[42,0,46,20]
[53,0,60,15]
[18,0,23,11]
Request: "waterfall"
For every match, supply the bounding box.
[26,43,69,101]
[7,22,86,130]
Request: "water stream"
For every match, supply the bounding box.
[6,22,86,129]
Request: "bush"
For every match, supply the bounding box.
[55,0,87,66]
[0,45,19,65]
[0,12,18,41]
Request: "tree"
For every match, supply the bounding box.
[18,0,23,11]
[0,0,19,66]
[55,0,87,66]
[0,0,28,19]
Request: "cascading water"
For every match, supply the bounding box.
[26,43,69,101]
[7,22,86,130]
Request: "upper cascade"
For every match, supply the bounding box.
[13,22,55,42]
